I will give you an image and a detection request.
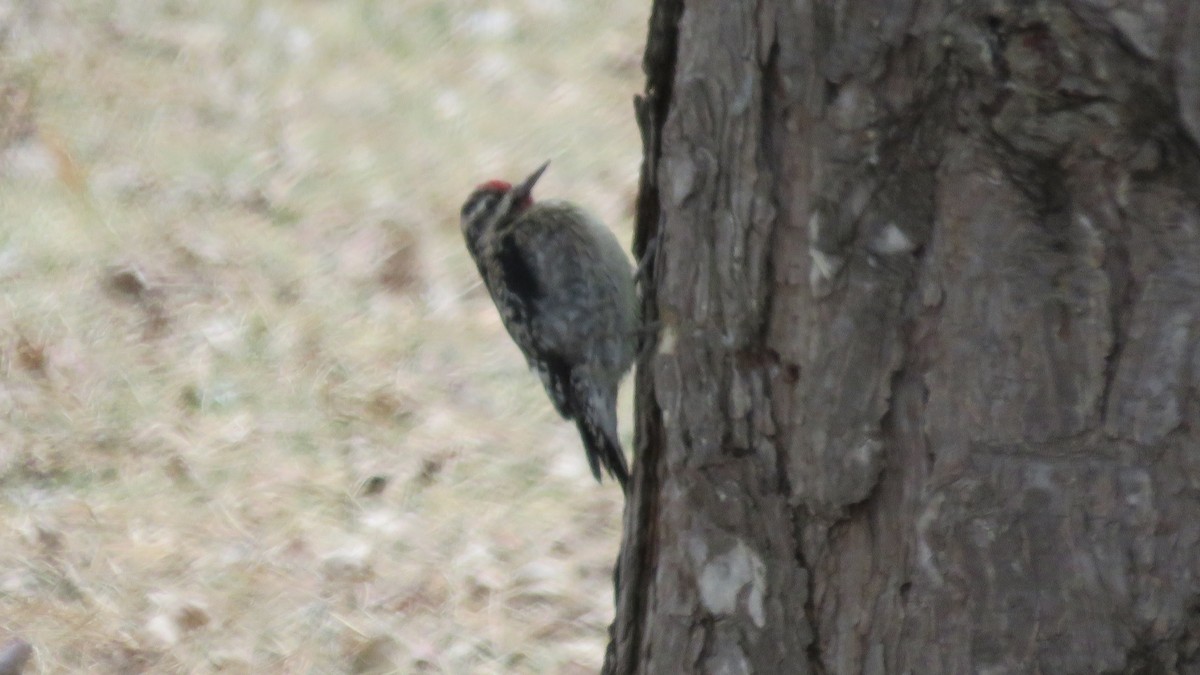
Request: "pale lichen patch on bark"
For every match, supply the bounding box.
[868,222,916,256]
[694,539,768,629]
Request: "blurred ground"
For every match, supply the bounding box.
[0,0,647,672]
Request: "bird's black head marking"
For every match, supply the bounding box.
[459,185,509,255]
[460,183,507,220]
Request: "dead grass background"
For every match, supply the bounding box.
[0,0,647,672]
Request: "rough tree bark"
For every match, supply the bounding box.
[607,1,1200,673]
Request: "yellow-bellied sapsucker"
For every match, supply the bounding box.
[460,161,637,491]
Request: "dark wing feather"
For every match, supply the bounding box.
[534,353,576,420]
[495,233,542,306]
[484,231,540,351]
[489,232,576,420]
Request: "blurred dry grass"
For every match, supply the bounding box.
[0,0,647,672]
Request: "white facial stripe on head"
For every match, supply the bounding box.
[466,192,516,230]
[465,197,487,223]
[465,191,505,221]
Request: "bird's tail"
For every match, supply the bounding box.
[557,373,629,492]
[575,415,630,492]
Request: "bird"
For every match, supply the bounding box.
[459,160,638,491]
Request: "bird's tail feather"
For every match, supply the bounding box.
[575,416,629,492]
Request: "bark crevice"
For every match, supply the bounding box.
[605,0,684,671]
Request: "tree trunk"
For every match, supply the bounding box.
[608,1,1200,673]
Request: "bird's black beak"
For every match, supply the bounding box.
[511,160,550,202]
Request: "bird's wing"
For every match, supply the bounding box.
[484,229,579,419]
[508,205,631,363]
